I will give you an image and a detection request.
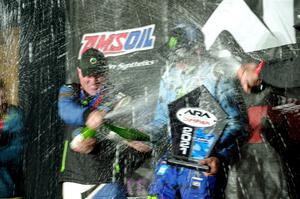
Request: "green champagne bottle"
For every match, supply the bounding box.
[103,122,150,141]
[80,126,96,138]
[70,127,96,149]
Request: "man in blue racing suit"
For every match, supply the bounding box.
[145,23,249,199]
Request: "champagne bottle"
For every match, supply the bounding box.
[80,126,96,138]
[103,122,150,141]
[251,60,267,93]
[102,93,150,141]
[70,127,96,149]
[255,59,266,75]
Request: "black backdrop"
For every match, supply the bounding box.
[1,0,300,198]
[18,0,66,198]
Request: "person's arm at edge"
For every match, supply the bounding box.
[208,80,249,169]
[0,107,24,166]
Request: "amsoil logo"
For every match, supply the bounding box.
[176,108,217,128]
[79,24,156,58]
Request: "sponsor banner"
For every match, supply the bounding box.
[79,24,156,58]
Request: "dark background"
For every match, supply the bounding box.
[1,0,300,198]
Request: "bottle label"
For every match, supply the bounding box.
[70,134,84,150]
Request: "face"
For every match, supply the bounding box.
[171,47,202,70]
[175,55,199,70]
[77,67,106,96]
[175,59,189,70]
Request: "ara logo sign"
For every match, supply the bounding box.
[79,24,156,58]
[180,127,193,155]
[176,108,217,128]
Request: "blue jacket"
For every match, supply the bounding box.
[144,59,249,164]
[58,84,111,126]
[0,105,24,197]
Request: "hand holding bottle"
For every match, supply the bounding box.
[86,109,106,129]
[70,127,97,153]
[237,60,265,93]
[70,109,104,154]
[71,137,96,154]
[123,140,152,153]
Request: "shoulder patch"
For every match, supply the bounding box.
[59,83,80,98]
[58,92,74,98]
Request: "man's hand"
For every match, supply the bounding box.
[199,157,220,176]
[124,140,152,153]
[71,138,96,154]
[237,63,262,93]
[86,110,106,129]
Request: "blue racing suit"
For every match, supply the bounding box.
[145,59,248,199]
